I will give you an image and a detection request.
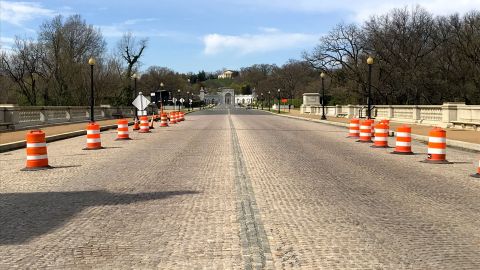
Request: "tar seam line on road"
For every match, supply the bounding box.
[228,110,273,270]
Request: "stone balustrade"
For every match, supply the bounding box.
[0,105,135,131]
[301,93,480,130]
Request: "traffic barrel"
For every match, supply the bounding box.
[139,116,150,133]
[115,118,131,140]
[422,127,451,164]
[371,122,389,148]
[347,119,360,138]
[391,125,413,155]
[160,113,169,127]
[133,118,140,130]
[472,159,480,178]
[170,112,177,124]
[22,130,52,171]
[357,120,373,143]
[84,122,103,150]
[149,115,155,129]
[370,120,375,137]
[179,112,185,121]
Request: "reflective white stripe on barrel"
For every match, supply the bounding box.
[396,132,411,137]
[360,132,370,136]
[429,137,446,143]
[26,142,47,148]
[27,154,48,160]
[360,125,370,129]
[118,131,129,134]
[87,130,100,134]
[375,129,388,133]
[428,148,446,154]
[375,137,388,141]
[87,138,101,143]
[118,124,128,128]
[396,141,411,146]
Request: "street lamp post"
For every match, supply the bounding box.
[160,82,164,114]
[367,56,374,119]
[268,91,271,111]
[132,73,139,120]
[187,91,190,111]
[88,57,95,122]
[277,89,281,114]
[320,72,326,120]
[261,93,264,110]
[177,89,181,111]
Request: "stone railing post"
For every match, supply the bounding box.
[66,107,72,122]
[347,105,355,118]
[40,107,48,124]
[388,106,394,119]
[413,105,420,122]
[441,102,462,127]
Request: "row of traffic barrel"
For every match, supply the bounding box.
[347,119,479,178]
[22,111,186,171]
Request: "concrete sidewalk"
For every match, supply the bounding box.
[261,108,480,152]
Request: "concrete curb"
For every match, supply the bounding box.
[265,110,480,153]
[0,123,130,153]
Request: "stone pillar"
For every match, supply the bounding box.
[413,105,420,121]
[347,105,355,118]
[301,93,320,114]
[40,107,48,124]
[388,106,394,119]
[441,102,463,127]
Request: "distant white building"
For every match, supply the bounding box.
[199,87,256,105]
[218,70,235,79]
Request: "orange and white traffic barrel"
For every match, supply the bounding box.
[22,130,52,171]
[179,112,185,121]
[170,112,177,124]
[371,122,389,148]
[370,120,375,137]
[115,118,131,140]
[84,122,102,150]
[423,127,451,164]
[160,113,169,127]
[357,120,373,143]
[139,116,150,133]
[391,125,413,155]
[472,159,480,178]
[347,119,360,138]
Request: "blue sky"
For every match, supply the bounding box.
[1,0,478,73]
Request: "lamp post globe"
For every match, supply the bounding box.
[88,57,95,122]
[320,72,326,120]
[367,56,374,119]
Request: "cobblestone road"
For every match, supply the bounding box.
[1,107,479,269]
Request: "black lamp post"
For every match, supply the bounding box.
[187,91,190,111]
[132,73,139,120]
[268,91,271,111]
[320,72,326,120]
[88,57,95,122]
[367,56,374,119]
[160,82,164,114]
[261,93,264,110]
[177,89,181,111]
[277,89,281,114]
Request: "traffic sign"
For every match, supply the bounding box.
[189,99,192,104]
[132,92,150,110]
[172,98,177,103]
[281,98,288,103]
[180,98,185,103]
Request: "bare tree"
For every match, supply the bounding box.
[0,37,43,105]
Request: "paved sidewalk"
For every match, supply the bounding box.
[269,109,480,144]
[0,119,121,145]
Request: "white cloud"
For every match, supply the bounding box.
[0,1,56,26]
[229,0,479,22]
[202,31,318,55]
[123,18,158,25]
